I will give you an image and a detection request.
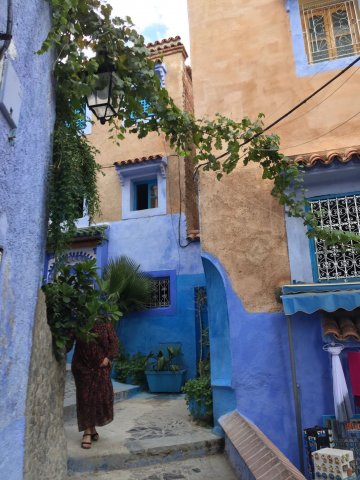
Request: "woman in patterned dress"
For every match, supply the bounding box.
[71,320,119,449]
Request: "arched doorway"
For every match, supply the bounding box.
[202,254,236,429]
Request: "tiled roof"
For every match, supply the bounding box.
[292,146,360,168]
[146,36,188,59]
[323,309,360,342]
[114,154,164,167]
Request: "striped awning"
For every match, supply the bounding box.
[281,282,360,315]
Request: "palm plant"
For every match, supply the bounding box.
[100,256,153,314]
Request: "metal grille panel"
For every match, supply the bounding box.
[310,194,360,280]
[300,0,360,63]
[147,277,171,308]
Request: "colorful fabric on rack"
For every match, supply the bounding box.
[348,352,360,397]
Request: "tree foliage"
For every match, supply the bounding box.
[41,0,360,253]
[99,256,152,314]
[43,256,152,359]
[43,259,122,359]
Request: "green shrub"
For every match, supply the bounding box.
[182,374,213,423]
[114,352,150,389]
[147,346,182,372]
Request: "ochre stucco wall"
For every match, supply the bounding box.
[188,0,360,155]
[187,0,360,311]
[91,50,191,222]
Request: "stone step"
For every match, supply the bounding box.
[66,393,224,476]
[66,454,238,479]
[64,366,140,422]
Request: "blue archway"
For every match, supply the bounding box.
[202,254,236,428]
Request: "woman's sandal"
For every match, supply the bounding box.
[91,430,99,441]
[81,433,92,449]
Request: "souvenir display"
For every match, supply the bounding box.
[304,426,334,478]
[311,448,356,480]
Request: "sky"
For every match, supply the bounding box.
[109,1,190,57]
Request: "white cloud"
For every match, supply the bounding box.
[109,0,190,58]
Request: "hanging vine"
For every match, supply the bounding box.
[40,0,360,254]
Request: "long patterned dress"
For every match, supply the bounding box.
[71,321,119,432]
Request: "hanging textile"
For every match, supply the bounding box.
[325,344,353,422]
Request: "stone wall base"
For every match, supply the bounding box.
[23,290,67,480]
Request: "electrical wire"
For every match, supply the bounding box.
[0,0,13,60]
[265,55,344,123]
[102,56,360,175]
[176,154,193,248]
[283,109,360,151]
[211,55,360,164]
[275,65,360,130]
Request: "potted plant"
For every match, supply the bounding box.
[114,349,150,390]
[145,346,187,393]
[182,373,213,424]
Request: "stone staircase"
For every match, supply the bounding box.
[65,393,237,479]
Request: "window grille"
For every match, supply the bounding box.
[147,277,171,308]
[310,194,360,280]
[300,0,360,63]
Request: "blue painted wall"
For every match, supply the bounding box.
[0,2,55,478]
[117,273,206,380]
[107,213,203,275]
[106,213,205,379]
[202,253,334,470]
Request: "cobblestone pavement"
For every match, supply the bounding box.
[66,393,238,479]
[67,455,237,479]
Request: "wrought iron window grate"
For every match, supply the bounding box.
[300,0,360,63]
[147,277,171,308]
[310,194,360,280]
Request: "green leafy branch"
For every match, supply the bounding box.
[41,0,360,254]
[43,259,122,359]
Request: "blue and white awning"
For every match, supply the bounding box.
[281,282,360,315]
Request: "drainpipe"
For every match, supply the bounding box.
[287,314,305,473]
[0,0,13,60]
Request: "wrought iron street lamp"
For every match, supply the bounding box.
[86,61,117,124]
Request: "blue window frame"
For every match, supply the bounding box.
[139,270,177,317]
[139,99,155,117]
[133,179,158,211]
[130,99,156,123]
[307,191,360,282]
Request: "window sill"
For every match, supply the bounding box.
[296,54,360,77]
[122,207,166,220]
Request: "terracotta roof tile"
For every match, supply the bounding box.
[292,146,360,168]
[146,36,188,59]
[323,309,360,341]
[114,154,164,167]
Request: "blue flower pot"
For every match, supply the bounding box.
[188,398,208,419]
[145,370,186,393]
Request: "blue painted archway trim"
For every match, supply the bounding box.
[201,252,236,428]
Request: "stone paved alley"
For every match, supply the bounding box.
[65,384,238,479]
